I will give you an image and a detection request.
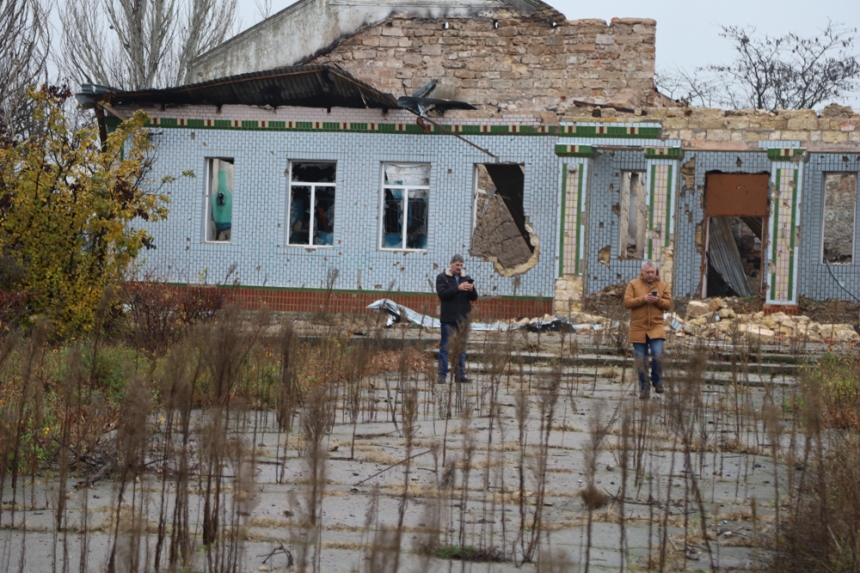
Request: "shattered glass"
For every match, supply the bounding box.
[289,162,337,246]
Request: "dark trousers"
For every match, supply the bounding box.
[438,322,467,380]
[633,336,664,391]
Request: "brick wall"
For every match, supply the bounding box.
[563,105,860,151]
[305,9,656,114]
[167,284,552,320]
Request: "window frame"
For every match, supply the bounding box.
[378,162,431,252]
[286,160,337,249]
[204,157,235,244]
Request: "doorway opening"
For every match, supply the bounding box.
[702,173,769,297]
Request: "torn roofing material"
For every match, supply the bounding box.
[75,65,398,110]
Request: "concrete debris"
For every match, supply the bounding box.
[369,297,859,343]
[685,300,711,319]
[670,299,860,343]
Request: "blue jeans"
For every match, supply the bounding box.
[633,336,664,392]
[438,322,466,380]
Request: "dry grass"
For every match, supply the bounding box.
[0,300,858,573]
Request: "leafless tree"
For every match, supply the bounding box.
[0,0,50,141]
[60,0,238,91]
[657,22,860,110]
[254,0,273,21]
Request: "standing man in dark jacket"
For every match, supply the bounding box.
[436,254,478,383]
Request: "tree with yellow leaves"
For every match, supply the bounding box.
[0,86,171,334]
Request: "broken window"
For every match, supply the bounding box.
[823,172,857,264]
[470,163,537,275]
[381,163,429,250]
[206,158,234,242]
[288,161,336,247]
[618,171,646,259]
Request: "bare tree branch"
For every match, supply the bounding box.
[60,0,238,91]
[0,0,50,141]
[657,22,860,111]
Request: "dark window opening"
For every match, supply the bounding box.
[289,161,336,247]
[381,164,429,250]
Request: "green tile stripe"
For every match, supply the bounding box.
[141,117,662,138]
[558,166,568,277]
[554,144,594,157]
[767,148,805,160]
[665,164,673,248]
[644,147,681,159]
[145,116,568,135]
[770,168,781,301]
[575,164,585,275]
[787,168,799,301]
[647,164,656,259]
[562,124,661,138]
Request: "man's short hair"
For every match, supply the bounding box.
[641,259,657,270]
[450,254,464,263]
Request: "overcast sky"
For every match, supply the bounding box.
[238,0,860,109]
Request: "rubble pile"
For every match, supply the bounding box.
[670,298,860,343]
[513,297,859,344]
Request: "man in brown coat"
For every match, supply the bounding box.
[623,260,673,399]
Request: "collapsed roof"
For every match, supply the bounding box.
[76,65,399,110]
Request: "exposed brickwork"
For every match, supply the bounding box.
[562,104,860,151]
[304,10,656,113]
[164,285,551,320]
[763,304,799,316]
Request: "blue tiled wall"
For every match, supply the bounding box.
[140,128,561,299]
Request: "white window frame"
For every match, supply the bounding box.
[471,164,487,231]
[204,157,234,244]
[286,160,337,249]
[379,162,430,251]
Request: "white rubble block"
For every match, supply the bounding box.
[683,323,703,337]
[738,323,775,343]
[573,312,605,324]
[818,324,860,343]
[685,300,711,319]
[708,297,726,312]
[717,308,737,319]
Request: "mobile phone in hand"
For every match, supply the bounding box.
[651,290,657,296]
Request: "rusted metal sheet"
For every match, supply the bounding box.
[77,65,399,110]
[705,174,769,216]
[708,216,752,296]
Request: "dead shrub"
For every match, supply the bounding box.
[579,485,609,511]
[120,278,225,353]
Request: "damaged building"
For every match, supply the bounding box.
[80,0,860,318]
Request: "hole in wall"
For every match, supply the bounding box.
[470,163,539,276]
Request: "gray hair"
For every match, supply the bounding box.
[450,254,464,263]
[641,259,657,270]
